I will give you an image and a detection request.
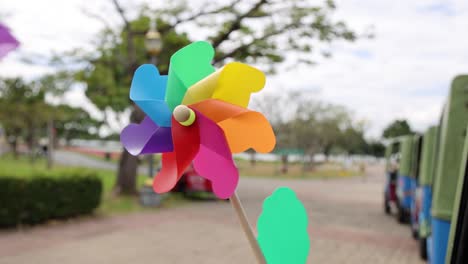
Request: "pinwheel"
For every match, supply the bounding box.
[121,41,309,264]
[0,23,19,59]
[121,41,275,199]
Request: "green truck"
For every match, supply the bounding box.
[445,124,468,264]
[415,126,438,259]
[430,75,468,264]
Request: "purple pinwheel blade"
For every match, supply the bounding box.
[0,23,19,59]
[120,116,173,156]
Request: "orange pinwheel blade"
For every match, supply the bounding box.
[190,99,276,153]
[219,111,275,153]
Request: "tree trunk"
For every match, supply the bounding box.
[9,138,18,159]
[116,149,139,195]
[114,105,145,195]
[249,152,256,167]
[281,154,289,174]
[26,125,36,164]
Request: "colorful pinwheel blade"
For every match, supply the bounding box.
[0,23,19,59]
[153,117,200,194]
[166,41,215,111]
[257,187,310,264]
[130,64,171,127]
[190,99,276,153]
[182,62,265,108]
[120,116,173,156]
[192,110,238,199]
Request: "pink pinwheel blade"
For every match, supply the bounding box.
[0,23,19,59]
[192,110,238,199]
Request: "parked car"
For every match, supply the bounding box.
[172,164,227,200]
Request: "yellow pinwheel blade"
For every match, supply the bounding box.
[182,62,265,108]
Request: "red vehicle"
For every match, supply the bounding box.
[384,170,398,214]
[172,164,218,199]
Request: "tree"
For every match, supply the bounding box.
[253,91,367,172]
[54,105,102,144]
[366,141,385,157]
[0,77,99,160]
[0,78,53,160]
[77,0,360,194]
[382,119,413,139]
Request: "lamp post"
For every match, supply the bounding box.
[144,20,162,178]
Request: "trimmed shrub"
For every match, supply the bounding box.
[0,173,102,227]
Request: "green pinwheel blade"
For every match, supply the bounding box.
[165,41,215,111]
[257,187,310,264]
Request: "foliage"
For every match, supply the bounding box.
[0,173,102,227]
[0,155,186,215]
[54,105,103,143]
[382,119,413,139]
[77,0,359,116]
[253,91,369,157]
[76,16,191,113]
[0,78,53,156]
[0,77,102,156]
[365,141,385,157]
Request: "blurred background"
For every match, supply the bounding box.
[0,0,467,263]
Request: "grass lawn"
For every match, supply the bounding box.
[0,155,187,215]
[0,152,358,217]
[66,149,359,180]
[235,159,360,179]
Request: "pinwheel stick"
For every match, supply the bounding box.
[230,192,267,264]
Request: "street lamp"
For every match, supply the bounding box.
[145,20,162,64]
[145,20,162,177]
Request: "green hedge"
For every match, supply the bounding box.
[0,173,102,227]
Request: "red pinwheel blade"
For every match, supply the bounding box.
[192,110,238,199]
[153,117,200,194]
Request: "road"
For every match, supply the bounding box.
[0,165,424,264]
[53,150,149,175]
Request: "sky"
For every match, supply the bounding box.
[1,0,467,138]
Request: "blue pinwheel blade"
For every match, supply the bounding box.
[130,64,172,127]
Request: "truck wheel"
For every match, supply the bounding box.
[384,196,391,215]
[419,238,427,260]
[412,227,419,240]
[397,203,407,224]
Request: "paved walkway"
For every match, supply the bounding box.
[53,150,149,174]
[0,165,424,264]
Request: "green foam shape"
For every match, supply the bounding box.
[165,41,216,111]
[257,187,310,264]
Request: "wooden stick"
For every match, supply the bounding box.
[230,191,267,264]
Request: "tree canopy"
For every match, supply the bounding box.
[252,91,370,157]
[71,0,362,194]
[77,0,359,120]
[0,77,101,157]
[382,119,413,139]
